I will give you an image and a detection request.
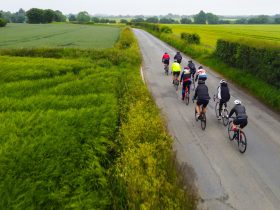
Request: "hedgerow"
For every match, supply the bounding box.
[216,39,280,88]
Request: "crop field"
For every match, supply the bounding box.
[169,24,280,50]
[0,27,194,209]
[0,23,120,49]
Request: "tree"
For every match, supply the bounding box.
[206,13,219,24]
[91,17,100,23]
[43,9,55,23]
[53,10,66,22]
[76,11,90,23]
[159,18,176,24]
[120,19,128,24]
[131,18,144,23]
[68,14,76,22]
[235,18,247,24]
[146,16,159,23]
[180,18,192,24]
[194,10,206,24]
[275,17,280,24]
[26,8,44,23]
[247,15,269,24]
[10,8,26,23]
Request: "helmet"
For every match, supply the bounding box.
[220,79,227,84]
[184,66,190,70]
[198,79,205,84]
[234,99,241,105]
[198,66,203,69]
[177,51,180,54]
[188,60,192,63]
[174,59,177,62]
[164,52,168,54]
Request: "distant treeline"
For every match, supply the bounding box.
[1,9,280,26]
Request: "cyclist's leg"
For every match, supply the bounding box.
[182,82,186,99]
[202,100,209,114]
[219,99,225,116]
[187,80,191,93]
[240,119,248,130]
[196,100,201,116]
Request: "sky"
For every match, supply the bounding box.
[2,0,280,16]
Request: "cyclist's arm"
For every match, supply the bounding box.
[217,86,221,99]
[229,108,235,118]
[193,88,198,99]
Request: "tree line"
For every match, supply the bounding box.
[1,9,280,26]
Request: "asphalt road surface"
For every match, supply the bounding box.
[134,29,280,210]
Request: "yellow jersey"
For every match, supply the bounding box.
[172,62,181,72]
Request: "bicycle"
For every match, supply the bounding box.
[193,99,206,130]
[184,86,190,105]
[173,73,180,91]
[164,63,169,75]
[227,118,247,153]
[213,94,229,126]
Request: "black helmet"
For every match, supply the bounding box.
[198,79,205,84]
[188,60,192,63]
[198,66,203,69]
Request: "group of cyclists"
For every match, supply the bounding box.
[162,52,248,132]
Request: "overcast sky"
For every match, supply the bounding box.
[2,0,280,15]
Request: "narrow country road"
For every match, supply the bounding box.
[134,29,280,210]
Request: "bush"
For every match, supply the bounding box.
[181,32,200,44]
[215,39,280,88]
[0,18,8,27]
[160,25,172,33]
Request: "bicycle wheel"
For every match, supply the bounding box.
[227,121,235,141]
[215,102,219,118]
[201,113,206,130]
[186,92,189,105]
[193,80,196,90]
[174,80,179,91]
[222,109,229,126]
[238,131,247,153]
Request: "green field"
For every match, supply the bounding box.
[0,23,120,49]
[169,24,280,50]
[0,27,195,209]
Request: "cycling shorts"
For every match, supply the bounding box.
[197,99,209,108]
[173,72,180,77]
[233,118,248,129]
[163,59,169,65]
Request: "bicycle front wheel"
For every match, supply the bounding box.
[222,109,229,126]
[228,121,235,141]
[215,102,219,118]
[201,114,206,130]
[238,131,247,153]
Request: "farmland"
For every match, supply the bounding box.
[0,23,120,49]
[0,26,194,209]
[169,24,280,51]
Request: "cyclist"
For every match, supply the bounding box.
[192,80,210,120]
[171,59,181,84]
[228,100,248,131]
[217,79,231,120]
[188,60,196,79]
[162,52,170,66]
[180,66,192,100]
[195,66,207,82]
[174,51,182,64]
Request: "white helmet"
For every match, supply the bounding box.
[220,79,226,84]
[234,99,241,105]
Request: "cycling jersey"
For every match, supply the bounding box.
[172,62,181,72]
[174,53,182,63]
[217,83,230,101]
[162,53,170,61]
[180,69,191,82]
[229,104,248,120]
[197,68,207,79]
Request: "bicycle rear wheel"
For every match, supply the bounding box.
[201,113,206,130]
[185,92,189,105]
[222,109,229,126]
[228,121,235,141]
[215,102,219,118]
[238,131,247,153]
[174,80,179,91]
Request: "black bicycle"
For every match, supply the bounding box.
[173,74,180,91]
[185,86,190,105]
[191,74,196,90]
[213,94,229,126]
[227,118,247,153]
[193,100,206,130]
